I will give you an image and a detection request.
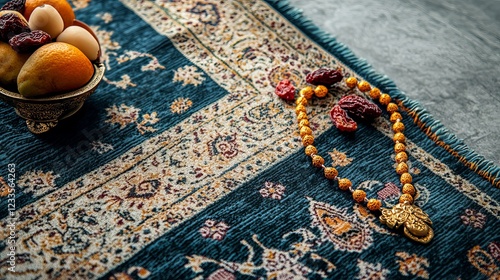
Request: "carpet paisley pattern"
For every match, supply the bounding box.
[0,0,499,279]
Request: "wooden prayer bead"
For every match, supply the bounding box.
[379,93,391,105]
[346,77,358,89]
[357,81,371,92]
[369,87,381,99]
[314,85,328,98]
[352,189,367,202]
[305,145,318,156]
[367,198,382,211]
[312,155,325,167]
[324,167,338,179]
[338,178,352,191]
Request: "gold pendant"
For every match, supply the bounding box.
[379,203,434,244]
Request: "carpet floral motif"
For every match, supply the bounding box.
[91,141,114,154]
[185,233,336,279]
[105,104,159,134]
[0,177,10,197]
[395,252,430,279]
[199,219,230,241]
[108,266,150,280]
[259,181,286,200]
[309,198,373,252]
[17,170,60,197]
[173,65,206,86]
[71,0,91,10]
[117,51,165,72]
[329,149,353,167]
[356,259,390,280]
[468,243,500,278]
[461,208,488,229]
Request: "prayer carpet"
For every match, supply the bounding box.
[0,0,499,279]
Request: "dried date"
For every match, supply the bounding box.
[338,94,382,121]
[330,105,357,132]
[275,79,295,100]
[9,30,51,53]
[1,0,26,13]
[306,68,343,87]
[0,13,30,42]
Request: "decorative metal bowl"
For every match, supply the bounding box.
[0,63,105,134]
[0,20,104,134]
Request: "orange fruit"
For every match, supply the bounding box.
[17,42,94,97]
[24,0,75,29]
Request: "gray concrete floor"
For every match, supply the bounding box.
[288,0,500,165]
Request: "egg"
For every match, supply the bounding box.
[28,5,64,38]
[56,26,100,61]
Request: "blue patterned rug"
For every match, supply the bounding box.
[1,0,499,279]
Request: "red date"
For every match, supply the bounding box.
[1,0,26,14]
[338,94,382,121]
[330,105,357,132]
[9,30,51,53]
[0,13,30,42]
[306,68,343,87]
[275,79,295,101]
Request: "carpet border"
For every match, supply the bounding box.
[264,0,500,188]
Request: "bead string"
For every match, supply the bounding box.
[295,76,416,213]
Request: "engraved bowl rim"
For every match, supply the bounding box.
[0,63,105,104]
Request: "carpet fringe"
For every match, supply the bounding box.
[265,0,500,188]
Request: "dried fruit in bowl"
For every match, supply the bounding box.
[0,0,101,99]
[0,11,30,41]
[1,0,26,14]
[9,30,51,53]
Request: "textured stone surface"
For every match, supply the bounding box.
[289,0,500,165]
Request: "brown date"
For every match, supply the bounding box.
[330,105,357,132]
[338,94,382,121]
[306,68,343,87]
[9,30,51,53]
[1,0,25,14]
[0,13,30,42]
